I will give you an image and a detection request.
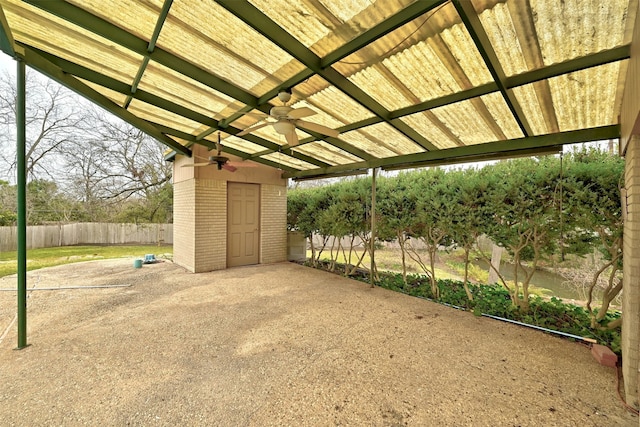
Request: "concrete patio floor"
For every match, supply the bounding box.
[0,259,636,426]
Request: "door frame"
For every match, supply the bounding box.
[226,182,261,267]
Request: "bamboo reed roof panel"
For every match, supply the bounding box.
[341,123,425,158]
[250,0,415,58]
[261,152,317,170]
[155,0,306,96]
[549,62,623,132]
[430,98,505,145]
[216,135,269,155]
[66,0,163,42]
[399,113,461,149]
[294,142,364,165]
[138,61,245,120]
[511,84,554,136]
[2,0,142,85]
[128,99,203,135]
[78,79,128,107]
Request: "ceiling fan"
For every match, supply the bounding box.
[237,89,340,147]
[182,133,254,172]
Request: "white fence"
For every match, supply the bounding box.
[0,223,173,252]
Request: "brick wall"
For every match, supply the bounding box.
[623,135,640,408]
[174,179,227,272]
[174,177,287,272]
[260,184,287,264]
[173,180,196,271]
[193,179,227,272]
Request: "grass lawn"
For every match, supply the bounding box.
[0,245,173,278]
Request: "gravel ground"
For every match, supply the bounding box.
[0,259,636,426]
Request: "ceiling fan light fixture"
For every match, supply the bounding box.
[273,120,295,135]
[277,89,292,104]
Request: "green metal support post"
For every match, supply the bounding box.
[370,168,377,288]
[16,59,27,349]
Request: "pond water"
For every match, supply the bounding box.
[471,258,582,301]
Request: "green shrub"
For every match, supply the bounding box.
[347,266,621,352]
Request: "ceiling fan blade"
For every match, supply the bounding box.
[285,130,300,147]
[227,161,258,168]
[243,111,268,119]
[181,162,210,168]
[222,163,237,172]
[287,107,316,119]
[295,120,340,138]
[237,122,270,136]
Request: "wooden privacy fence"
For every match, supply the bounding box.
[0,223,173,252]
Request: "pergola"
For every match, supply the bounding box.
[1,0,639,410]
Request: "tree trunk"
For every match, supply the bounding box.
[397,231,408,285]
[487,244,503,285]
[463,247,473,301]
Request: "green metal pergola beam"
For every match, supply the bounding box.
[222,0,445,150]
[28,47,221,128]
[215,0,438,152]
[390,83,499,119]
[283,124,620,179]
[124,0,172,110]
[162,126,299,172]
[382,145,563,171]
[296,42,630,149]
[24,0,260,108]
[0,3,15,57]
[245,148,332,168]
[21,46,191,157]
[506,44,631,88]
[155,120,332,169]
[453,0,533,137]
[26,0,375,161]
[25,46,327,168]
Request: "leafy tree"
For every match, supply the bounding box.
[0,180,17,225]
[0,70,174,224]
[447,168,492,301]
[26,179,86,224]
[113,183,174,223]
[482,157,561,312]
[562,148,624,328]
[377,173,416,285]
[405,168,453,299]
[314,180,372,275]
[335,178,373,276]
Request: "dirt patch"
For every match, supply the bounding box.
[0,259,636,426]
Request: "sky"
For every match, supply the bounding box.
[0,51,14,73]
